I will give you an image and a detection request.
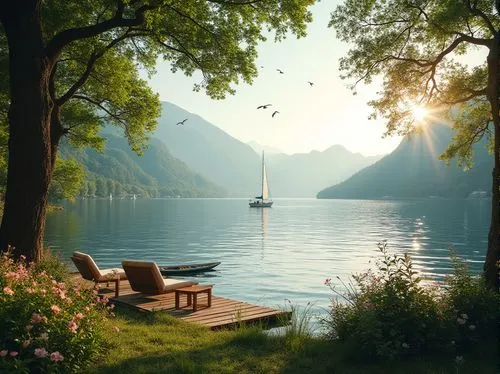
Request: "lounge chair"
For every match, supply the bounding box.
[122,260,197,294]
[71,251,126,297]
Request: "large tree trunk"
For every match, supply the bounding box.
[0,1,54,262]
[484,37,500,291]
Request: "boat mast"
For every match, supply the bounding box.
[261,151,265,200]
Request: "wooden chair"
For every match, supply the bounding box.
[122,260,197,294]
[71,251,127,297]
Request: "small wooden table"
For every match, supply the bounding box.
[175,285,213,312]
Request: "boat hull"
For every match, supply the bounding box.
[159,262,221,275]
[249,200,273,208]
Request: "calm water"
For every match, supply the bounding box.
[44,198,490,323]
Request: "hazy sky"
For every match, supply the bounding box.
[146,1,403,156]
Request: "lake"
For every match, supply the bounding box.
[44,198,490,326]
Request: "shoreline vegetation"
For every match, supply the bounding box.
[1,247,498,373]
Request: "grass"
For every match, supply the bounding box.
[89,307,498,374]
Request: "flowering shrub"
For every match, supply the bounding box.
[323,242,500,362]
[0,250,110,373]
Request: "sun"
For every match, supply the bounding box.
[411,104,428,122]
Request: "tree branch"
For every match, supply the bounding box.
[46,3,155,60]
[56,30,132,105]
[465,0,497,35]
[71,94,128,128]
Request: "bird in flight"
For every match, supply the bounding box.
[176,118,188,125]
[307,81,314,86]
[276,69,284,74]
[257,104,272,109]
[272,111,279,118]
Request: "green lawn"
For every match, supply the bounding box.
[89,308,497,374]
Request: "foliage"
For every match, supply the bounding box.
[0,250,111,373]
[323,242,500,362]
[443,254,500,352]
[329,0,498,164]
[323,242,446,361]
[48,158,85,202]
[31,249,71,283]
[280,300,316,352]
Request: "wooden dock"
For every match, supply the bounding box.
[95,280,290,330]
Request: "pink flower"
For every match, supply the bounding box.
[5,271,19,280]
[9,351,18,357]
[67,320,78,333]
[74,313,84,320]
[20,255,26,261]
[0,350,7,357]
[50,305,61,315]
[324,278,332,286]
[26,287,35,294]
[31,313,44,324]
[22,339,31,348]
[34,347,48,358]
[50,351,64,362]
[3,286,14,295]
[25,324,33,331]
[39,332,49,341]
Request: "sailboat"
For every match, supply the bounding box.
[249,151,273,207]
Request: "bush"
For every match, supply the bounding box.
[323,242,500,362]
[443,254,500,353]
[0,250,111,373]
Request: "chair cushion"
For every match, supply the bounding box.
[162,278,196,291]
[100,268,127,280]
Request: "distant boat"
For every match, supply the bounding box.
[109,193,112,200]
[159,261,221,275]
[249,152,273,208]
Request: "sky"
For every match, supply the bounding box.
[145,1,403,157]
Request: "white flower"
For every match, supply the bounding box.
[469,324,476,331]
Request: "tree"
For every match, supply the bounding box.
[330,0,499,290]
[95,178,108,198]
[0,0,314,261]
[48,158,85,202]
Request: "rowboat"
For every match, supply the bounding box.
[159,261,221,275]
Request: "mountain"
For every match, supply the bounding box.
[154,101,382,197]
[59,134,225,198]
[266,146,383,197]
[317,125,493,199]
[154,102,260,196]
[247,141,284,156]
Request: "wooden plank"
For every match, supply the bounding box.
[71,276,289,329]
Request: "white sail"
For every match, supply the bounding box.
[261,155,270,200]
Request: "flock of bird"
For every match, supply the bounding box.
[255,68,314,119]
[175,67,314,126]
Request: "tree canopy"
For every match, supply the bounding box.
[0,0,315,259]
[330,0,500,289]
[330,0,498,162]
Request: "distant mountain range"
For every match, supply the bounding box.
[59,134,224,198]
[247,141,284,156]
[153,102,382,197]
[317,124,493,199]
[264,145,382,197]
